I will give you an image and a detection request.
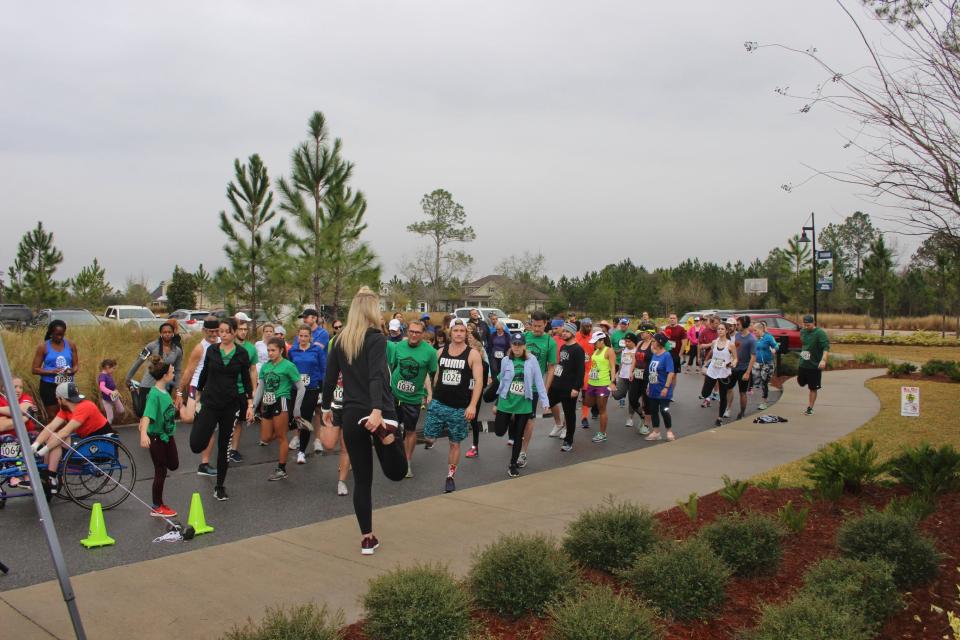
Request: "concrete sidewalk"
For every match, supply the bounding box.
[0,369,882,640]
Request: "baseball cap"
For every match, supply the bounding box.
[802,314,815,323]
[624,332,638,343]
[563,322,578,334]
[420,313,430,320]
[581,317,593,325]
[274,325,285,336]
[511,333,526,344]
[299,308,319,319]
[388,319,402,331]
[619,318,629,325]
[550,319,564,329]
[449,318,468,329]
[589,330,606,344]
[55,382,84,403]
[234,311,252,322]
[653,332,669,346]
[639,322,656,333]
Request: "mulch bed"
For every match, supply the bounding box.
[341,486,960,640]
[884,372,959,384]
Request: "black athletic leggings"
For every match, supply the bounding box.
[701,376,736,418]
[471,361,490,448]
[629,378,647,416]
[494,411,529,466]
[342,408,407,535]
[190,398,242,488]
[646,397,672,430]
[149,435,179,506]
[686,346,697,367]
[293,387,321,453]
[555,394,577,446]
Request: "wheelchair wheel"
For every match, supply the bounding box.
[60,435,137,510]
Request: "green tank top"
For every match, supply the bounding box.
[589,345,612,387]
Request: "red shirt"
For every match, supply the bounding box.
[0,392,35,409]
[574,332,595,387]
[663,325,687,357]
[56,400,109,437]
[698,326,718,347]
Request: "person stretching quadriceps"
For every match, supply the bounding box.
[138,356,180,517]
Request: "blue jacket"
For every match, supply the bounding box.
[496,354,549,410]
[755,333,779,364]
[288,342,326,387]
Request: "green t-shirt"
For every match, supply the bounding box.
[524,331,557,376]
[610,329,628,364]
[259,358,300,403]
[143,386,177,442]
[799,328,830,369]
[497,357,532,415]
[389,339,438,405]
[236,340,257,393]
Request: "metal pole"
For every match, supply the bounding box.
[0,336,87,640]
[811,212,818,324]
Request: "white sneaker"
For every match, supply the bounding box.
[723,409,731,418]
[638,425,651,436]
[548,424,563,438]
[314,439,323,455]
[625,418,634,428]
[288,435,299,451]
[296,451,306,465]
[337,480,349,496]
[559,428,567,440]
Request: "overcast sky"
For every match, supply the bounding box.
[2,1,908,289]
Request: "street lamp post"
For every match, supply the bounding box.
[798,212,817,324]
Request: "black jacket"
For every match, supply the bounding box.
[197,343,253,408]
[322,328,395,418]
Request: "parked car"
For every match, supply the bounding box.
[101,305,167,330]
[169,309,212,333]
[453,307,524,333]
[211,308,273,324]
[741,313,801,352]
[33,308,102,328]
[0,303,33,329]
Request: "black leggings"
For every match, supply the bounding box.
[149,435,179,506]
[646,397,672,430]
[629,378,647,416]
[190,399,241,488]
[686,347,697,367]
[494,411,530,465]
[554,394,577,446]
[342,409,407,535]
[293,387,321,453]
[701,376,736,418]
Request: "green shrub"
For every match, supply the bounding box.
[719,475,750,511]
[469,533,580,619]
[800,557,902,628]
[833,331,959,347]
[837,510,941,587]
[805,439,881,493]
[546,585,663,640]
[224,603,343,640]
[886,362,917,376]
[755,476,782,490]
[777,500,810,534]
[362,563,472,640]
[921,358,960,377]
[562,499,660,573]
[884,493,937,523]
[698,513,784,576]
[676,493,698,522]
[855,352,892,366]
[778,353,799,376]
[619,540,730,621]
[742,594,871,640]
[886,442,960,496]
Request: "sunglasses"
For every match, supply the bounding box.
[332,324,342,330]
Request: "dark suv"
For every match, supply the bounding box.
[0,304,33,329]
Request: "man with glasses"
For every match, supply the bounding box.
[387,320,437,478]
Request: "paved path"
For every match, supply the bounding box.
[0,369,882,640]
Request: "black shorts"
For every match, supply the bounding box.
[395,402,422,435]
[548,387,574,407]
[672,353,682,372]
[331,407,343,427]
[797,367,823,391]
[82,425,116,438]
[38,381,58,407]
[733,370,750,393]
[261,397,289,419]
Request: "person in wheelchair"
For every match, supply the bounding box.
[0,376,36,434]
[30,382,114,493]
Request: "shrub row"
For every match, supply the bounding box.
[832,331,960,347]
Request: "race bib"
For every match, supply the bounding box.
[396,380,416,394]
[618,340,625,348]
[634,368,644,380]
[509,380,525,395]
[1,440,22,458]
[300,374,311,386]
[554,364,564,377]
[262,391,277,405]
[588,368,599,381]
[621,352,633,366]
[54,373,70,384]
[800,350,811,360]
[711,358,724,369]
[333,386,344,403]
[441,370,462,386]
[648,372,659,385]
[494,351,504,359]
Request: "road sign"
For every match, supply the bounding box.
[744,278,768,294]
[816,250,833,260]
[901,386,920,417]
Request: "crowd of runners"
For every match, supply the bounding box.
[3,291,831,555]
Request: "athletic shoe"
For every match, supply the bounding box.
[548,425,563,438]
[591,432,608,443]
[361,535,380,555]
[150,505,177,518]
[465,446,478,458]
[258,440,269,447]
[618,398,626,408]
[710,392,720,401]
[508,465,520,478]
[337,480,349,496]
[803,407,815,416]
[197,463,217,477]
[288,436,299,451]
[559,428,567,439]
[296,452,307,465]
[736,411,744,420]
[213,486,229,501]
[625,418,634,428]
[424,440,435,450]
[701,399,711,408]
[644,430,662,441]
[560,443,573,453]
[580,418,590,429]
[405,464,413,479]
[517,452,528,468]
[268,467,288,481]
[507,439,514,446]
[715,418,723,427]
[228,449,244,463]
[47,477,58,495]
[722,409,731,419]
[638,425,651,436]
[758,402,768,411]
[666,431,676,442]
[444,476,456,493]
[313,439,323,455]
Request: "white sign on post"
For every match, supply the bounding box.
[900,386,920,417]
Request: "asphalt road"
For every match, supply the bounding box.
[0,369,782,590]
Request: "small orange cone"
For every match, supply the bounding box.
[186,492,214,535]
[80,503,115,548]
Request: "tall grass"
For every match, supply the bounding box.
[809,313,958,333]
[1,325,204,424]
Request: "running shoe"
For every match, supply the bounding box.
[625,418,634,428]
[508,465,520,478]
[619,398,626,408]
[197,463,217,477]
[701,399,711,408]
[296,451,307,465]
[517,452,528,468]
[444,476,456,493]
[560,443,573,453]
[213,486,229,501]
[736,411,744,420]
[548,425,563,438]
[405,464,413,479]
[591,432,608,443]
[644,430,662,441]
[710,392,720,401]
[258,440,269,447]
[465,446,478,458]
[580,418,590,429]
[338,480,349,496]
[268,467,288,481]
[559,428,567,440]
[361,535,380,555]
[313,438,323,455]
[507,439,514,446]
[228,449,245,463]
[723,409,731,418]
[47,477,58,495]
[758,402,768,411]
[666,431,676,442]
[803,407,815,416]
[151,505,177,518]
[424,440,435,450]
[288,436,299,451]
[715,418,723,427]
[638,425,650,436]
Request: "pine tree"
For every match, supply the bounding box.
[70,258,111,310]
[4,222,67,311]
[322,183,380,318]
[166,266,197,311]
[193,263,210,308]
[860,235,897,336]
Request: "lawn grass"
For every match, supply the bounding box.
[752,377,960,488]
[829,343,960,364]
